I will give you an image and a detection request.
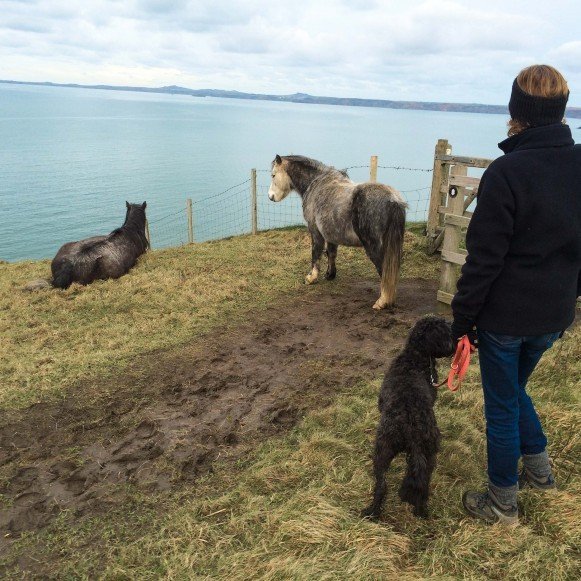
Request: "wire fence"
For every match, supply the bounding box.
[147,161,434,250]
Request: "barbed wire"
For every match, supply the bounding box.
[258,164,433,173]
[400,185,431,193]
[342,164,433,172]
[191,179,251,205]
[378,165,433,172]
[148,208,186,225]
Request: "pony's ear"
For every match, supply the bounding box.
[126,201,130,209]
[275,154,282,164]
[141,201,147,209]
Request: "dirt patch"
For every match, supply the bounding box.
[0,278,437,546]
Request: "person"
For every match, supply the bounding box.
[451,64,581,524]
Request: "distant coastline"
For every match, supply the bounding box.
[3,79,581,119]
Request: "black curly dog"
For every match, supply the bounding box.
[362,315,455,519]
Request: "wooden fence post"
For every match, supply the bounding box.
[369,155,378,183]
[251,168,258,235]
[437,164,467,310]
[145,219,151,249]
[427,139,450,240]
[186,198,194,244]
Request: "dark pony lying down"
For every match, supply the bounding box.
[51,201,148,289]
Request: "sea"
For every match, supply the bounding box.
[4,82,573,262]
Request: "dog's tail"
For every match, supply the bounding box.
[51,258,75,289]
[399,448,431,511]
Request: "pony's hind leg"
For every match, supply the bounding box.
[306,229,325,284]
[325,243,338,280]
[363,246,391,310]
[355,239,390,310]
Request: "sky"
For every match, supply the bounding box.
[0,0,580,106]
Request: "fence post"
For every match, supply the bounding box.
[186,198,194,244]
[427,139,450,240]
[145,219,152,250]
[369,155,378,183]
[251,168,258,235]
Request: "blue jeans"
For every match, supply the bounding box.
[477,330,561,488]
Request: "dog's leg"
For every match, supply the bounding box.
[361,434,396,519]
[306,229,325,284]
[325,243,338,280]
[419,452,437,518]
[399,449,433,518]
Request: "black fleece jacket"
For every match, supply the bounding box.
[452,123,581,337]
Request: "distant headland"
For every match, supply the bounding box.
[2,79,580,119]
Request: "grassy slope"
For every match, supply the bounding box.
[1,228,579,579]
[0,226,432,413]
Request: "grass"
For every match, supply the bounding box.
[1,228,579,579]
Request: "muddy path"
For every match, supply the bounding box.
[0,278,438,546]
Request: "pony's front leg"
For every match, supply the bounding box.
[306,230,325,284]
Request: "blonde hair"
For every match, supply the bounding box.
[507,65,569,136]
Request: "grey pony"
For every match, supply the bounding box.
[50,201,149,289]
[268,155,407,309]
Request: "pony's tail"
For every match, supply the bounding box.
[51,258,75,289]
[380,201,406,305]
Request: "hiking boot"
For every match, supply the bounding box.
[462,490,518,525]
[519,468,556,491]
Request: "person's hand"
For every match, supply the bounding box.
[451,316,478,349]
[465,327,478,349]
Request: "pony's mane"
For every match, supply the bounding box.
[109,221,149,250]
[282,155,349,179]
[77,207,148,255]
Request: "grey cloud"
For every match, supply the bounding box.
[2,19,53,33]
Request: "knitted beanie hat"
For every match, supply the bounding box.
[508,78,569,127]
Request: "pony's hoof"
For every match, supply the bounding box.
[305,274,318,285]
[373,296,395,310]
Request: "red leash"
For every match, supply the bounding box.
[433,335,475,392]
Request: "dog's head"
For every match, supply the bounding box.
[407,315,455,358]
